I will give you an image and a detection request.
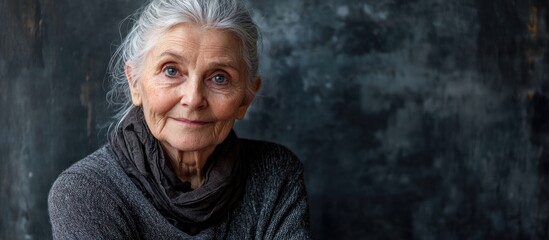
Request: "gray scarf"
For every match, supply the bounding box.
[109,107,247,235]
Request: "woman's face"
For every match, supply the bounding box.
[126,24,259,156]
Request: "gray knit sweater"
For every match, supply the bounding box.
[48,139,311,239]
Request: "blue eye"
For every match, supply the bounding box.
[163,66,178,77]
[212,74,228,85]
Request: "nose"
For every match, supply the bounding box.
[179,76,207,110]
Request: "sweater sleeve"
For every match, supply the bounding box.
[268,166,312,240]
[250,144,311,240]
[48,172,137,240]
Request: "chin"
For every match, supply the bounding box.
[167,137,215,152]
[158,123,232,152]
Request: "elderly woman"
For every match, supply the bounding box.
[47,0,311,239]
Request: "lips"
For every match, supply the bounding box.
[172,117,211,126]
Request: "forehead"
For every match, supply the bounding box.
[147,23,244,68]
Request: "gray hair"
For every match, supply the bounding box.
[106,0,260,132]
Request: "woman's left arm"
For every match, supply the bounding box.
[260,161,312,240]
[274,168,312,239]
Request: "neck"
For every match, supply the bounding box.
[161,144,215,189]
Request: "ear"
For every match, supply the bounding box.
[236,77,262,120]
[125,63,142,106]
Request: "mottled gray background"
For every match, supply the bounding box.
[2,0,549,239]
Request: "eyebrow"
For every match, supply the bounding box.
[158,50,241,70]
[158,51,188,62]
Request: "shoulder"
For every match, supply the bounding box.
[238,139,304,178]
[48,146,140,238]
[237,139,306,197]
[49,145,123,191]
[48,145,132,212]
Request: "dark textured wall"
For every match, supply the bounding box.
[2,0,549,239]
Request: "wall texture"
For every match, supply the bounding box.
[2,0,549,239]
